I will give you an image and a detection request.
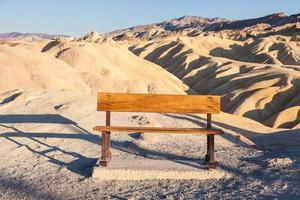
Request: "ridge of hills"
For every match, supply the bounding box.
[129,35,300,128]
[2,12,299,42]
[107,12,300,41]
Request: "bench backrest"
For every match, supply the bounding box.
[97,93,220,114]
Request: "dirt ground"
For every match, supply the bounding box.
[0,91,299,199]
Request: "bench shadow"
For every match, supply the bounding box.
[0,114,100,177]
[0,112,260,176]
[0,113,211,176]
[0,114,92,136]
[2,112,299,189]
[0,124,98,178]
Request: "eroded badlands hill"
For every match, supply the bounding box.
[1,12,300,129]
[0,35,187,95]
[130,33,300,128]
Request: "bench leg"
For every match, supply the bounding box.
[205,135,209,162]
[206,134,216,169]
[100,131,111,167]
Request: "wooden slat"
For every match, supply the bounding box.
[93,126,223,135]
[97,93,221,114]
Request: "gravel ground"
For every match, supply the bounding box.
[0,110,299,200]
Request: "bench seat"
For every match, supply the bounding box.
[93,126,223,135]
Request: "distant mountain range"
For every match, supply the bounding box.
[206,12,300,31]
[107,12,300,40]
[1,12,299,41]
[0,32,71,41]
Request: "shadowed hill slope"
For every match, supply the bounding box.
[130,36,300,128]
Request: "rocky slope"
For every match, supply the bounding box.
[130,34,300,128]
[107,13,300,41]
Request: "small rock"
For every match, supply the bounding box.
[129,115,161,144]
[267,158,293,168]
[54,104,64,110]
[129,115,150,126]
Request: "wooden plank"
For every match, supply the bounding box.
[93,126,223,134]
[97,93,221,114]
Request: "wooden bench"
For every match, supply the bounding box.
[93,93,223,169]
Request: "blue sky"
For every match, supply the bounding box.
[0,0,299,36]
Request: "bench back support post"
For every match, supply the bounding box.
[106,111,111,126]
[100,111,111,166]
[207,113,212,128]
